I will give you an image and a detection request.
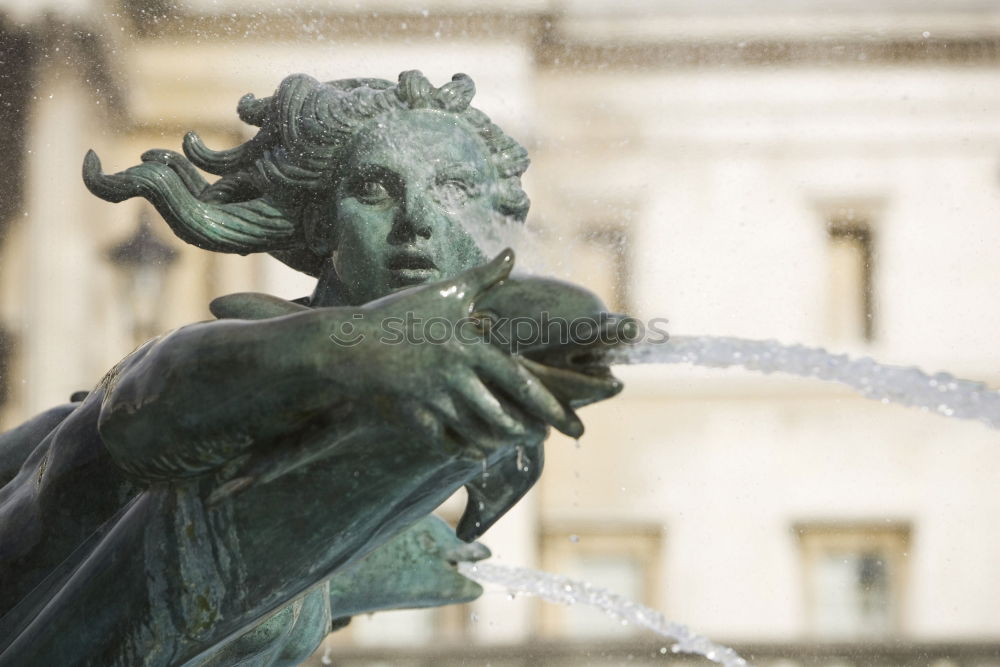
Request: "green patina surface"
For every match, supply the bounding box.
[0,71,633,666]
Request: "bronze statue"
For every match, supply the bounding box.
[0,71,632,665]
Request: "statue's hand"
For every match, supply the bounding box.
[345,249,583,447]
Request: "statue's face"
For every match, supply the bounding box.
[329,109,496,305]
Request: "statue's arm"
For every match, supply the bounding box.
[97,252,579,482]
[97,311,355,481]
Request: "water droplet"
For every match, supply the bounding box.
[569,534,580,543]
[470,611,479,624]
[659,647,668,654]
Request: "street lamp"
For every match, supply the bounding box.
[106,210,178,343]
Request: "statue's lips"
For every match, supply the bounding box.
[387,250,438,284]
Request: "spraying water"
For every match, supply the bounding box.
[606,336,1000,430]
[459,561,749,667]
[330,334,998,666]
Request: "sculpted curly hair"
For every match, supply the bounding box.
[83,71,530,277]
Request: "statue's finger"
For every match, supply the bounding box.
[474,345,584,438]
[450,370,529,438]
[428,393,461,424]
[426,394,496,454]
[401,404,444,443]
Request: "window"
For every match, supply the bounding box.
[796,523,910,639]
[539,524,662,639]
[822,204,878,343]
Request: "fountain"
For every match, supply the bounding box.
[0,70,637,666]
[459,562,750,667]
[608,336,1000,430]
[1,66,996,667]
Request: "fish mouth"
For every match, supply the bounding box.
[445,540,492,567]
[520,313,637,370]
[519,354,623,408]
[517,314,638,407]
[529,348,616,378]
[387,249,438,285]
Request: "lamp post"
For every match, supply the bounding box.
[106,210,178,343]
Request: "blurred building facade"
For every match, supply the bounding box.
[1,1,1000,665]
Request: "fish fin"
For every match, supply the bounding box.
[457,442,544,542]
[209,292,310,321]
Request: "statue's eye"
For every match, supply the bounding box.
[434,179,474,210]
[355,180,390,204]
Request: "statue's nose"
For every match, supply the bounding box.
[390,188,434,241]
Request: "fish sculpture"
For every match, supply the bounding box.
[210,275,637,541]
